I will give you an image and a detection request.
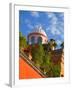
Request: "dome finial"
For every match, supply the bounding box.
[32,25,47,37]
[39,26,42,31]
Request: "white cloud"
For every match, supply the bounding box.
[31,11,39,18]
[25,19,30,24]
[27,24,33,29]
[56,40,62,45]
[59,13,64,19]
[60,34,64,40]
[46,12,58,35]
[25,19,33,29]
[46,27,50,31]
[57,21,64,33]
[51,27,61,35]
[47,12,55,18]
[47,12,64,19]
[46,12,64,36]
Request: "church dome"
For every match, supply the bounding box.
[28,26,48,44]
[32,26,47,37]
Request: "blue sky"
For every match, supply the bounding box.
[19,10,64,48]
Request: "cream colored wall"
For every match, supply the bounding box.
[60,53,64,76]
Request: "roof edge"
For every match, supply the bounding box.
[19,51,47,78]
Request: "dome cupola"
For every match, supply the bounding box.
[28,26,48,44]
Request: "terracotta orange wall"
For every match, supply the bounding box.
[19,57,43,79]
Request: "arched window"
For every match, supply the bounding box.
[31,36,35,44]
[37,37,42,44]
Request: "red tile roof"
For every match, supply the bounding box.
[19,51,46,79]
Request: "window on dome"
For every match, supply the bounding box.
[38,37,42,44]
[31,36,35,44]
